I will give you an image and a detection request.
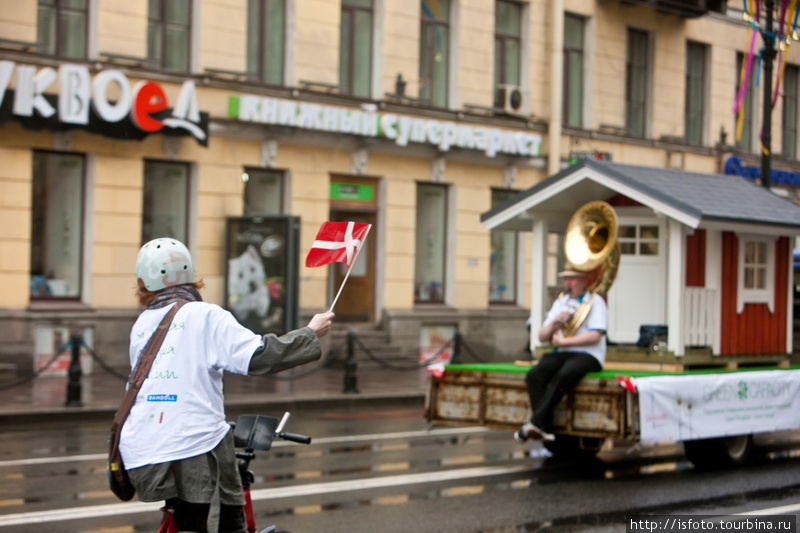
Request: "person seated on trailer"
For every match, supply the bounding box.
[515,263,608,443]
[120,238,334,533]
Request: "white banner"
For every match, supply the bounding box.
[637,370,800,443]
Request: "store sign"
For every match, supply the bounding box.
[724,155,800,186]
[330,182,374,202]
[0,61,209,146]
[228,94,542,158]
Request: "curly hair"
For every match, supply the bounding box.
[135,279,205,307]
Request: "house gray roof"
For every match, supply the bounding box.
[481,159,800,231]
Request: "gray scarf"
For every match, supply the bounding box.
[147,284,203,309]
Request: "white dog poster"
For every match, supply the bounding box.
[225,216,298,335]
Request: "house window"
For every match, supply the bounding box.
[735,52,755,152]
[685,41,708,145]
[243,168,284,215]
[494,0,521,109]
[37,0,88,59]
[30,152,84,299]
[618,224,659,256]
[247,0,285,85]
[489,189,518,304]
[340,0,373,98]
[142,161,189,244]
[563,13,585,128]
[415,183,448,303]
[419,0,450,108]
[737,235,775,313]
[783,64,798,159]
[148,0,191,72]
[625,28,650,138]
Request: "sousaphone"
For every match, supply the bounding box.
[561,201,620,336]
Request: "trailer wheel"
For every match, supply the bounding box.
[544,436,602,461]
[683,435,753,469]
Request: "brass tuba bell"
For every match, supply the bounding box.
[561,201,620,336]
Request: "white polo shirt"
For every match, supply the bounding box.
[543,291,608,366]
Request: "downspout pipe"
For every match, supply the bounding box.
[548,0,564,176]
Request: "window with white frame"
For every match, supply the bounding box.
[37,0,89,59]
[243,168,284,215]
[419,0,450,108]
[489,189,518,303]
[148,0,192,72]
[142,160,189,244]
[415,182,448,303]
[618,223,659,256]
[737,235,775,313]
[247,0,285,85]
[340,0,373,98]
[494,0,522,109]
[563,13,585,128]
[685,40,708,146]
[30,151,85,299]
[735,52,755,153]
[625,28,650,138]
[783,64,798,159]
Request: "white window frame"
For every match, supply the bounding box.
[736,233,776,313]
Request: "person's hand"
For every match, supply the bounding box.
[551,329,569,347]
[555,310,571,325]
[307,311,334,338]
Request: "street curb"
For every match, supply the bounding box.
[0,391,427,426]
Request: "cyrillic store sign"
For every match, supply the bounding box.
[0,61,209,146]
[724,155,800,186]
[228,94,542,158]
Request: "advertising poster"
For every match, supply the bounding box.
[33,326,94,377]
[637,370,800,443]
[225,216,299,335]
[419,324,457,366]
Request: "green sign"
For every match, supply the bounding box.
[330,183,374,202]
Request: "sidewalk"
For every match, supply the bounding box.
[0,361,431,424]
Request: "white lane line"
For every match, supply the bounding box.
[736,502,800,515]
[0,426,491,468]
[0,463,530,527]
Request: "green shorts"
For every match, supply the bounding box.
[127,429,245,506]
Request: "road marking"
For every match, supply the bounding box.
[737,502,800,515]
[0,463,529,527]
[0,426,491,468]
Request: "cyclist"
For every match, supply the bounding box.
[120,238,334,533]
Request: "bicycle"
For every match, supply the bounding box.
[157,412,312,533]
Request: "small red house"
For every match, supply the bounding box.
[481,160,800,361]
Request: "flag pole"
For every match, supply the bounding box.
[328,224,372,312]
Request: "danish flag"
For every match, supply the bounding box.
[305,221,371,268]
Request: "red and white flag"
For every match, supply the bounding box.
[305,221,371,268]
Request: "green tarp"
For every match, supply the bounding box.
[444,362,800,380]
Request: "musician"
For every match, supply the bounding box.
[515,264,607,443]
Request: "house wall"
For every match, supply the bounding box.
[720,233,790,355]
[686,230,706,288]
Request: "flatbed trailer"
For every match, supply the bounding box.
[425,362,800,468]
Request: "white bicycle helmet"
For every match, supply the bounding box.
[136,238,195,291]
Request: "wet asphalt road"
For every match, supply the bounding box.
[0,406,799,533]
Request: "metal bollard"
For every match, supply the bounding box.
[451,332,462,364]
[342,330,359,394]
[65,333,83,407]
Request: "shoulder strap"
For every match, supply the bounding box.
[112,300,188,423]
[129,300,188,387]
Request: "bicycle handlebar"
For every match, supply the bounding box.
[279,431,312,445]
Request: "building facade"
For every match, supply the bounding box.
[0,0,798,372]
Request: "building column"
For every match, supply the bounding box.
[530,218,549,350]
[667,218,686,356]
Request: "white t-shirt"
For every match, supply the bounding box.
[543,291,608,366]
[120,301,262,469]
